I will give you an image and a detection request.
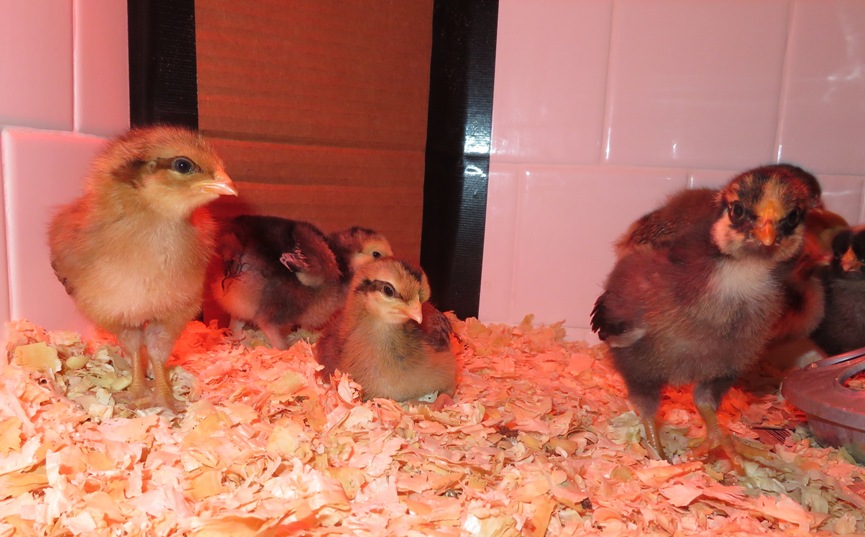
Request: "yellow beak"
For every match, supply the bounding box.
[199,172,238,196]
[841,247,862,272]
[753,197,781,246]
[753,221,777,246]
[400,300,424,324]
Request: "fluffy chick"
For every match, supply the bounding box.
[327,226,394,278]
[768,206,847,345]
[617,167,837,348]
[592,164,821,460]
[315,257,457,403]
[810,226,865,356]
[212,217,392,348]
[49,125,238,411]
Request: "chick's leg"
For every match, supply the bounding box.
[259,322,289,350]
[692,375,739,463]
[143,321,186,412]
[627,382,665,460]
[116,326,148,400]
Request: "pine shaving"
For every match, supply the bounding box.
[0,315,863,535]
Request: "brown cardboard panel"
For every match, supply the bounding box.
[209,138,425,188]
[209,181,423,265]
[195,0,433,150]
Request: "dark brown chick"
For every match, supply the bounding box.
[768,206,847,345]
[212,218,392,348]
[810,226,865,355]
[592,164,821,460]
[315,257,457,403]
[49,126,238,411]
[617,170,839,348]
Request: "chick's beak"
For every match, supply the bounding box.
[400,300,424,324]
[753,198,781,246]
[841,248,862,272]
[753,221,777,246]
[198,172,238,197]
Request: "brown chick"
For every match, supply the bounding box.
[591,164,821,461]
[327,226,394,278]
[315,257,457,403]
[49,125,238,411]
[768,205,847,345]
[616,167,838,348]
[811,226,865,355]
[212,218,393,348]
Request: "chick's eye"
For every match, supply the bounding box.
[171,157,196,174]
[783,208,803,230]
[381,283,395,298]
[728,201,745,223]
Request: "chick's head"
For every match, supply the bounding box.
[353,258,430,325]
[92,125,237,217]
[712,164,821,262]
[332,227,394,271]
[829,226,865,272]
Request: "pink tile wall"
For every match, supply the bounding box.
[491,0,612,165]
[74,0,130,136]
[0,1,74,131]
[778,0,865,175]
[484,0,865,340]
[0,1,128,338]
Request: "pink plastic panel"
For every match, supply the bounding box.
[2,128,104,334]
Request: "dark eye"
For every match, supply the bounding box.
[782,207,803,231]
[371,250,382,259]
[171,157,196,174]
[381,283,395,298]
[728,201,745,224]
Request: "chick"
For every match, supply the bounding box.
[49,126,238,411]
[327,226,394,277]
[617,169,837,348]
[592,164,821,460]
[768,206,847,345]
[315,257,457,403]
[212,217,392,348]
[810,226,865,356]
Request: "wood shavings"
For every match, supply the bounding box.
[1,315,864,535]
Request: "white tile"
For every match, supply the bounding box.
[0,1,74,130]
[818,174,864,226]
[479,163,520,324]
[2,127,104,333]
[74,0,130,136]
[688,168,740,190]
[510,165,688,332]
[605,0,790,169]
[777,0,865,175]
[492,0,613,165]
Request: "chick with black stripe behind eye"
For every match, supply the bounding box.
[811,226,865,356]
[592,164,822,461]
[315,257,457,404]
[49,126,238,412]
[212,216,393,349]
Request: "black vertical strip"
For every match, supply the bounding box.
[127,0,198,128]
[421,0,498,319]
